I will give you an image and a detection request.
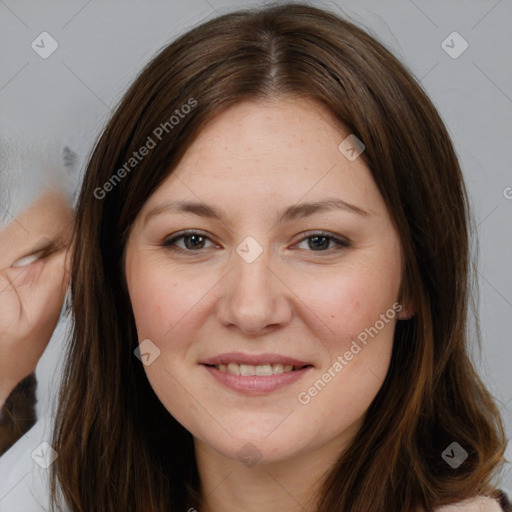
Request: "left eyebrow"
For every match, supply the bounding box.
[277,199,371,222]
[143,197,372,227]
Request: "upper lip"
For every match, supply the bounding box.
[199,352,312,367]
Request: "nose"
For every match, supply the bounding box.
[216,246,292,335]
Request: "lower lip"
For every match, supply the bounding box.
[202,365,312,395]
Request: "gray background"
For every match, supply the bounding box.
[1,0,511,493]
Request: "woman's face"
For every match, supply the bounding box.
[125,98,404,465]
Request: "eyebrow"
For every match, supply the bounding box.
[143,197,371,227]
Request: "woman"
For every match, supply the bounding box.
[50,3,509,511]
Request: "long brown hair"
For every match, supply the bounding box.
[0,374,37,456]
[50,3,507,511]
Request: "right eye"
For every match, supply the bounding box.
[161,230,218,252]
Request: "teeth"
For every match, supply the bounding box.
[240,364,254,376]
[227,363,239,375]
[255,364,272,376]
[215,362,295,376]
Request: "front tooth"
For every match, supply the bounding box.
[227,363,240,375]
[240,364,255,376]
[217,363,294,375]
[255,364,273,376]
[272,363,284,374]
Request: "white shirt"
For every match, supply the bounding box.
[0,313,71,511]
[0,416,66,512]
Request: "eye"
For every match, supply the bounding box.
[10,250,46,268]
[9,239,61,268]
[294,232,350,252]
[162,231,217,252]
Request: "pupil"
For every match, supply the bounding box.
[309,236,328,250]
[185,234,204,249]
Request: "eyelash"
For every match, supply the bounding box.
[161,230,351,254]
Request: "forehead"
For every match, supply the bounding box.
[177,98,345,175]
[144,98,384,215]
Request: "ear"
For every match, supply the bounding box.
[396,306,414,320]
[395,296,415,320]
[396,309,414,320]
[395,278,416,320]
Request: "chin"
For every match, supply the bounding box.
[195,425,312,466]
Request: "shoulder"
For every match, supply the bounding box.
[416,497,504,512]
[434,496,504,511]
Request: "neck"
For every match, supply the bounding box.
[194,430,356,512]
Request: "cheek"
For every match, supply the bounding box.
[127,256,202,339]
[126,258,198,413]
[294,273,397,441]
[291,260,401,348]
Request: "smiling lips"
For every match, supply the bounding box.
[200,352,313,394]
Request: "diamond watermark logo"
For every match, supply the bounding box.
[236,442,262,467]
[441,32,468,59]
[236,236,263,264]
[31,32,59,59]
[134,338,161,366]
[442,441,468,468]
[338,134,365,161]
[31,442,58,469]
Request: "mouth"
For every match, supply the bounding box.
[206,362,311,376]
[199,353,314,394]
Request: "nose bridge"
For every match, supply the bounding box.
[218,237,290,333]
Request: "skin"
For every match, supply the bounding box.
[124,97,410,512]
[0,190,73,407]
[433,498,503,512]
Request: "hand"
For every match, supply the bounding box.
[0,243,70,407]
[0,190,73,408]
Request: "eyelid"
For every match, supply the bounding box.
[294,230,350,245]
[11,250,46,268]
[9,238,61,269]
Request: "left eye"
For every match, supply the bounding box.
[295,233,349,251]
[10,250,45,268]
[162,231,349,253]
